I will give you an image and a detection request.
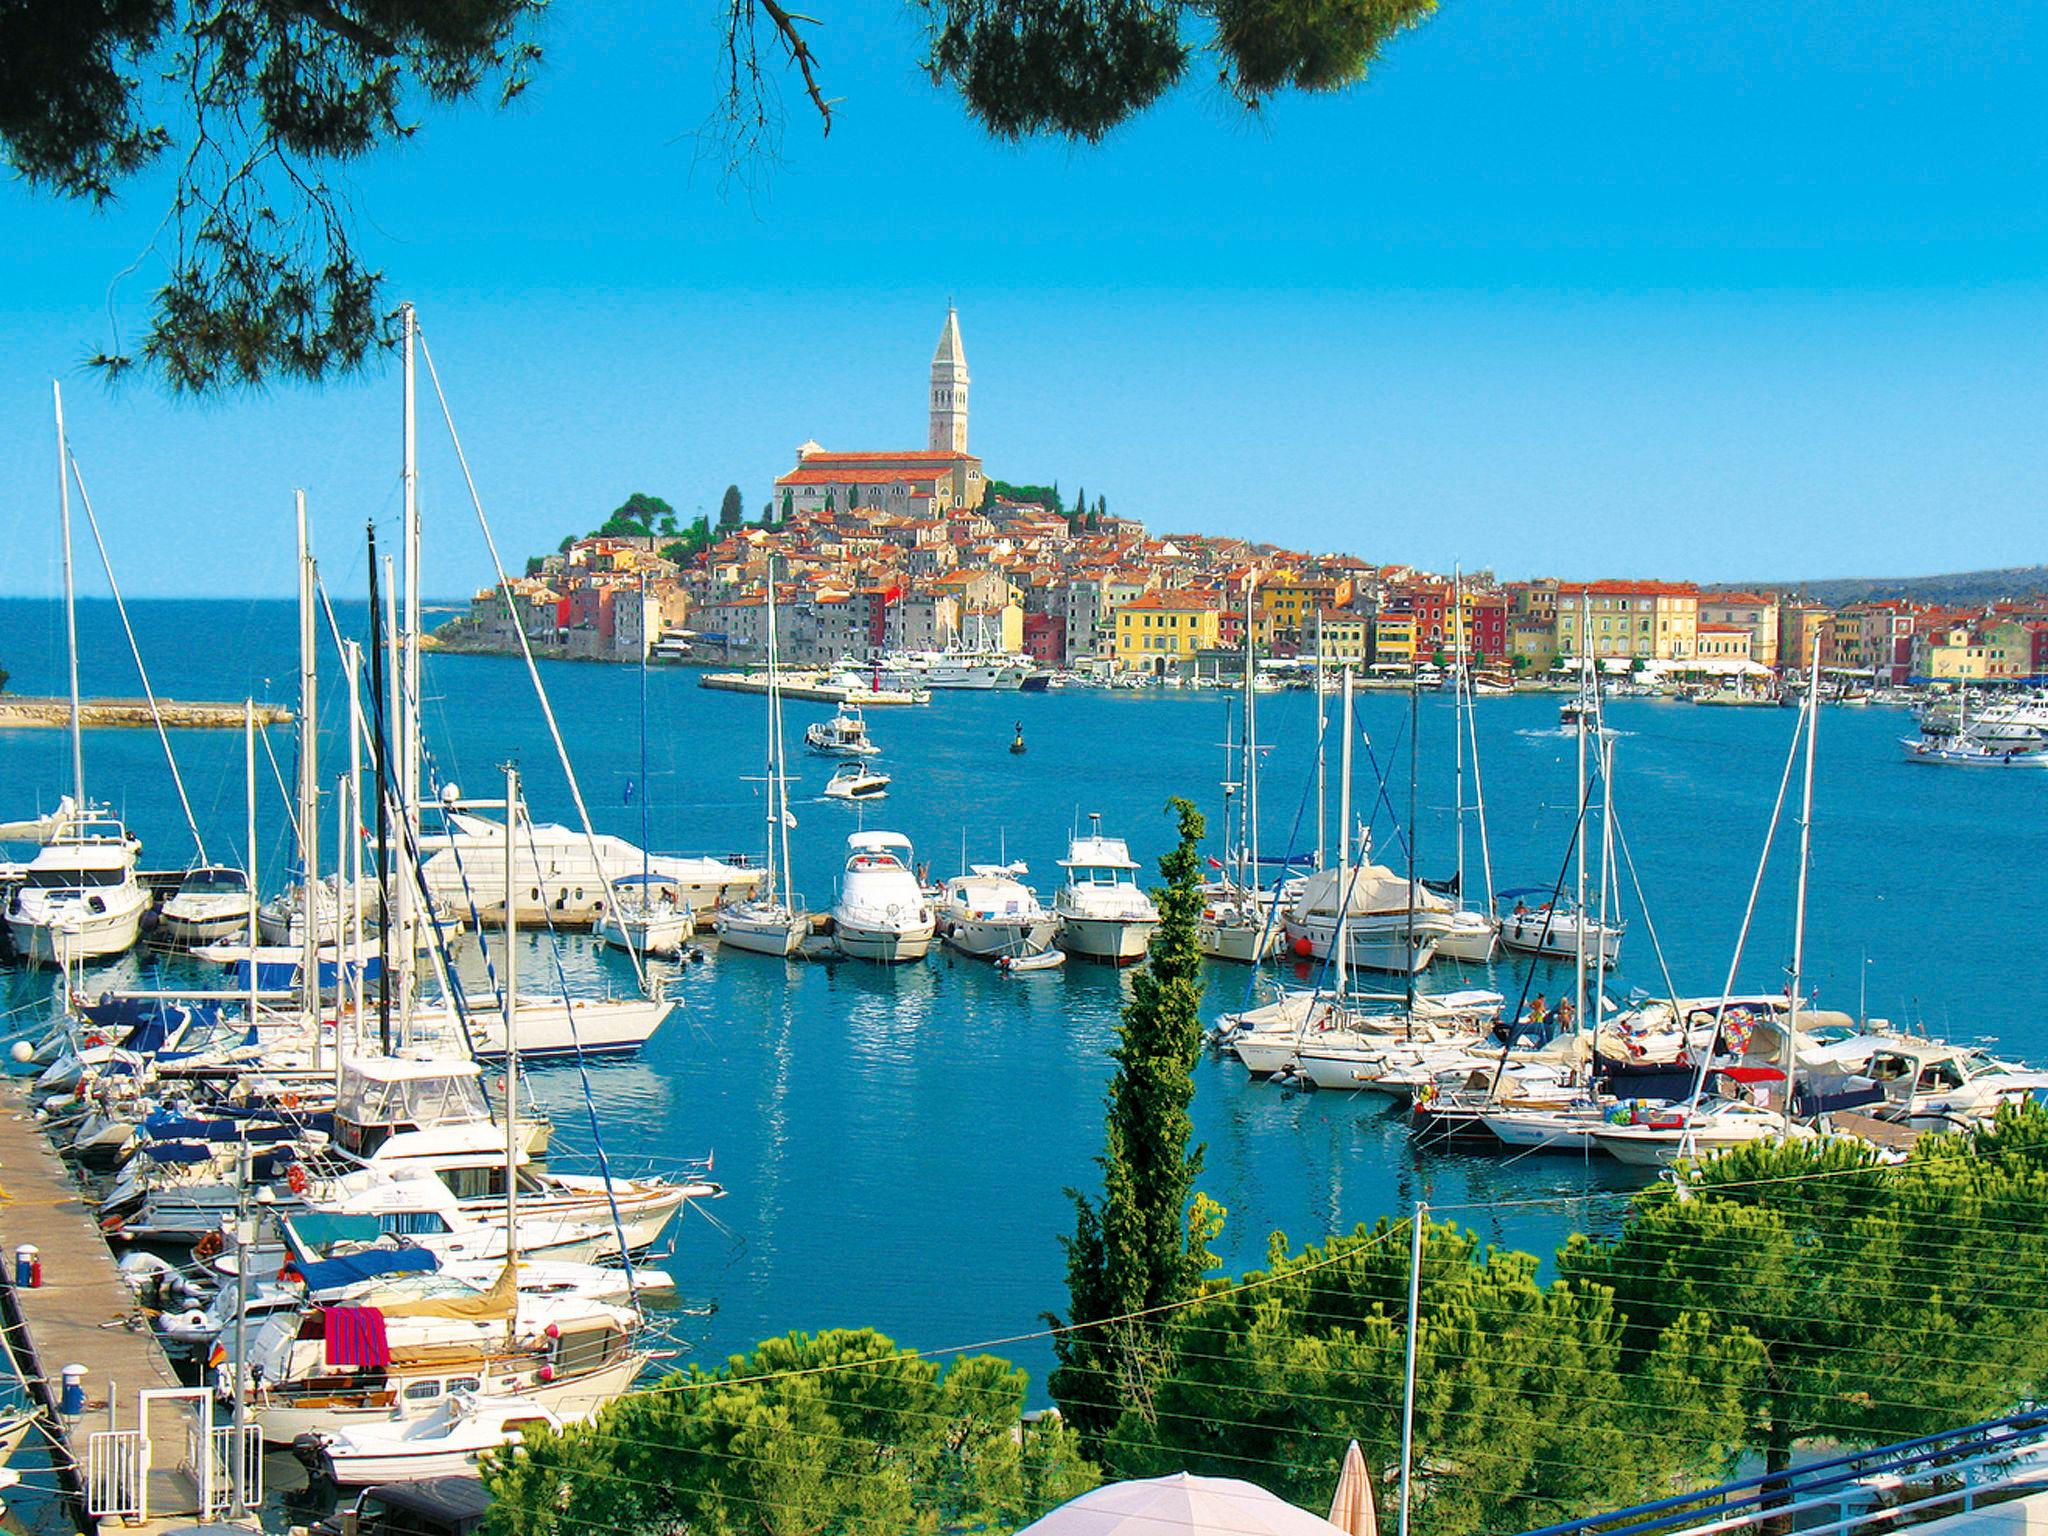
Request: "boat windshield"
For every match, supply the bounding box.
[336,1070,492,1132]
[25,865,128,888]
[1071,866,1134,886]
[179,868,248,893]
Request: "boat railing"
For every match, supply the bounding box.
[1506,1410,2048,1536]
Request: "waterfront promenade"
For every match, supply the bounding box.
[0,1077,212,1532]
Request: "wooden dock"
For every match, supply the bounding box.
[0,1077,220,1532]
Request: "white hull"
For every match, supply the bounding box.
[1434,910,1498,963]
[429,996,672,1059]
[1478,1108,1603,1151]
[7,899,145,964]
[252,1351,642,1445]
[1199,914,1277,963]
[715,903,809,956]
[1498,910,1623,967]
[1056,913,1157,964]
[1281,910,1452,974]
[834,918,935,963]
[944,915,1058,958]
[597,908,695,958]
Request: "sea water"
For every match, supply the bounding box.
[3,597,2044,1391]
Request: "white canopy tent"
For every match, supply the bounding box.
[1018,1474,1349,1536]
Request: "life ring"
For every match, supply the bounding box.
[286,1163,310,1196]
[193,1229,225,1261]
[280,1091,301,1110]
[84,1032,109,1049]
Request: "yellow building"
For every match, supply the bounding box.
[1311,608,1369,662]
[1372,612,1417,668]
[1556,581,1700,661]
[1256,573,1355,651]
[1115,591,1223,672]
[1920,622,1989,681]
[1694,624,1755,662]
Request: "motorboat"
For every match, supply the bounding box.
[1899,732,2048,768]
[804,705,880,756]
[1054,814,1158,965]
[1496,891,1624,968]
[5,805,150,964]
[296,1391,563,1485]
[1434,907,1499,963]
[1587,1097,1812,1167]
[156,865,255,947]
[595,877,695,958]
[1280,862,1456,974]
[831,832,935,962]
[937,863,1057,959]
[823,762,891,801]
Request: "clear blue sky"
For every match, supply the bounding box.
[1,0,2043,598]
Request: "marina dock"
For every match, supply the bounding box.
[0,698,292,731]
[0,1078,244,1533]
[697,671,928,705]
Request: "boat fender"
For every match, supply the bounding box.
[285,1163,310,1196]
[193,1230,225,1261]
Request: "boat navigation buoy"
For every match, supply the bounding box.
[1009,722,1027,755]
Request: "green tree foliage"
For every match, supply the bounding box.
[523,555,545,578]
[781,489,795,521]
[659,516,715,570]
[921,0,1433,143]
[592,492,674,540]
[483,1328,1098,1536]
[1110,1219,1755,1535]
[718,484,745,527]
[1050,796,1224,1443]
[9,4,1434,391]
[988,480,1064,512]
[1562,1109,2048,1479]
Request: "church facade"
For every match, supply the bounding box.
[774,308,985,520]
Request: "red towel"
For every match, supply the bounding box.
[322,1306,390,1367]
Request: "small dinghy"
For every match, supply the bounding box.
[295,1391,563,1485]
[996,947,1065,973]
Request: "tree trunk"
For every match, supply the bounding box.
[1760,1399,1795,1536]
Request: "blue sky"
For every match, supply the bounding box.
[1,0,2043,598]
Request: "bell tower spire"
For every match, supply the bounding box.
[929,305,969,454]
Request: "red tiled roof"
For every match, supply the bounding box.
[1121,590,1221,612]
[779,467,942,487]
[1558,580,1701,597]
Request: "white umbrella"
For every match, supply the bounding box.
[1327,1440,1378,1536]
[1019,1473,1347,1536]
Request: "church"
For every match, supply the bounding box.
[772,308,986,521]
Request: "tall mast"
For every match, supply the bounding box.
[768,558,793,904]
[502,763,521,1298]
[1404,678,1419,1019]
[296,492,322,1047]
[1334,668,1352,1001]
[1574,600,1590,1035]
[1785,650,1820,1138]
[1314,609,1327,873]
[384,559,408,1040]
[637,572,651,892]
[1244,582,1261,902]
[1452,570,1467,909]
[344,640,366,1073]
[1594,714,1613,1044]
[245,701,259,1031]
[396,304,420,1025]
[54,382,84,808]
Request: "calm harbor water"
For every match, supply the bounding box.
[4,597,2046,1396]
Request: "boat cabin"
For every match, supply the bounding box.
[332,1058,493,1160]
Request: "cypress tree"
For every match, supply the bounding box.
[1049,796,1224,1445]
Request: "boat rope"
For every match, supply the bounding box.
[517,811,641,1305]
[63,450,209,864]
[415,325,648,999]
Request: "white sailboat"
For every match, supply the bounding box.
[599,576,695,959]
[1200,583,1278,964]
[718,558,810,957]
[1435,569,1500,962]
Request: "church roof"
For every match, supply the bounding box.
[933,306,967,370]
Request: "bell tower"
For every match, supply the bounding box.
[929,306,969,454]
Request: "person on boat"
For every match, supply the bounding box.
[1553,999,1575,1034]
[1513,899,1529,918]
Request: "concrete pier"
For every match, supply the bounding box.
[0,698,292,731]
[0,1078,222,1532]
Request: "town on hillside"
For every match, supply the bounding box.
[434,309,2048,689]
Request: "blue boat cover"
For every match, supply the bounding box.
[141,1141,215,1164]
[295,1247,438,1292]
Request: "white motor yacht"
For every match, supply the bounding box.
[804,704,880,756]
[1280,863,1456,975]
[156,865,255,947]
[1054,815,1158,965]
[1497,892,1624,968]
[831,832,935,962]
[823,762,890,801]
[938,863,1057,959]
[5,806,150,964]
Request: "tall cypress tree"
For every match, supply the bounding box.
[1049,796,1224,1445]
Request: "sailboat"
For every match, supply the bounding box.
[717,558,810,957]
[5,385,149,966]
[600,577,695,958]
[1434,569,1499,962]
[1200,583,1278,964]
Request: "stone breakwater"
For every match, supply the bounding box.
[0,696,292,730]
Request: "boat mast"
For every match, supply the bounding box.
[1245,582,1261,905]
[396,304,420,1030]
[1334,668,1352,1003]
[768,557,794,907]
[1784,649,1820,1138]
[637,572,652,895]
[53,382,84,810]
[384,560,408,1043]
[296,492,322,1057]
[502,762,521,1309]
[344,639,366,1074]
[367,535,394,1057]
[1453,569,1467,909]
[1574,600,1591,1036]
[1404,676,1419,1019]
[1594,695,1613,1046]
[1315,609,1327,873]
[245,700,259,1030]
